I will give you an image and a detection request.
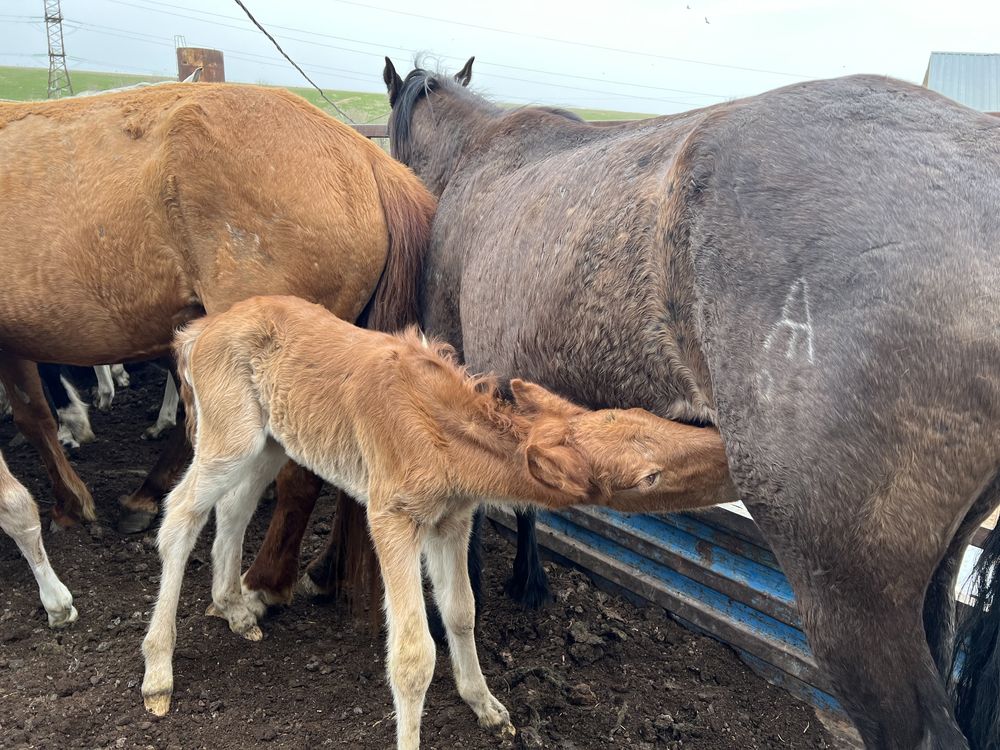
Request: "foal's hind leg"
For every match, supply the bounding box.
[504,508,551,609]
[142,456,248,715]
[0,355,94,525]
[0,451,77,627]
[207,443,288,638]
[923,473,1000,681]
[242,461,323,606]
[425,512,512,733]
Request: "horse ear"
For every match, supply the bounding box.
[384,57,403,105]
[511,379,585,417]
[526,443,591,499]
[454,56,475,87]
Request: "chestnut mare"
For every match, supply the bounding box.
[0,83,433,537]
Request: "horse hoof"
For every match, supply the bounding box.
[205,603,224,619]
[118,508,157,534]
[242,625,264,642]
[48,605,79,629]
[476,694,512,731]
[49,508,80,530]
[296,572,324,598]
[143,692,172,716]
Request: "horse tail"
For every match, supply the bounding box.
[329,151,436,622]
[954,473,1000,749]
[172,316,211,448]
[361,150,436,333]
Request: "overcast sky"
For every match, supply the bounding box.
[2,0,998,114]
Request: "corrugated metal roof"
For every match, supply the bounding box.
[923,51,1000,112]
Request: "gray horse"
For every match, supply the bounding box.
[381,58,1000,748]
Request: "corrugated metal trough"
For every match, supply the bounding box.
[488,503,984,724]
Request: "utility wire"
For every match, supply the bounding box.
[108,0,736,100]
[327,0,817,79]
[230,0,355,122]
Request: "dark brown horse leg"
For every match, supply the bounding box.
[0,354,94,526]
[118,420,192,534]
[242,461,323,605]
[923,473,1000,681]
[505,508,552,608]
[747,492,968,749]
[301,492,380,613]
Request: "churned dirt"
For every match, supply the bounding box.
[0,364,834,749]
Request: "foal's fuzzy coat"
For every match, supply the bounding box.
[141,295,732,749]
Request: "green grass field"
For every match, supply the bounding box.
[0,65,651,123]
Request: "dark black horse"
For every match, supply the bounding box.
[379,58,1000,749]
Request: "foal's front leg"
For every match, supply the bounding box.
[425,512,512,734]
[369,509,434,750]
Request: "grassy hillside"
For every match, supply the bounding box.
[0,65,651,123]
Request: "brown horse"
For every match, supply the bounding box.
[247,63,1000,748]
[0,83,434,534]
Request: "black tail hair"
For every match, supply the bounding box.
[954,484,1000,749]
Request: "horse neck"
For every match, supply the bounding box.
[409,91,501,195]
[437,395,589,508]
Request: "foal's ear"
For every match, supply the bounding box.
[454,56,475,87]
[511,379,586,417]
[526,443,591,499]
[384,57,403,105]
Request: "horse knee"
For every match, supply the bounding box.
[389,629,436,697]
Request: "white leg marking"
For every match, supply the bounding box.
[142,456,244,716]
[109,363,130,388]
[57,378,95,445]
[0,452,77,627]
[371,513,435,750]
[144,373,179,440]
[93,366,115,411]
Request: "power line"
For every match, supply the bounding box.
[97,0,727,107]
[231,0,354,122]
[326,0,818,79]
[106,0,736,100]
[62,20,387,95]
[69,16,703,108]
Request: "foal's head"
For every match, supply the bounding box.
[511,380,723,506]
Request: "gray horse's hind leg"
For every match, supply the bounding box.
[739,474,971,749]
[923,473,1000,682]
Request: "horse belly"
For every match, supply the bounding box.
[442,178,713,423]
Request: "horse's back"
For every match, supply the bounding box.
[0,84,390,361]
[681,75,1000,538]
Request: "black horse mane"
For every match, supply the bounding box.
[388,64,586,164]
[387,67,439,162]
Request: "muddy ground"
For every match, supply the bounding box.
[0,364,834,749]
